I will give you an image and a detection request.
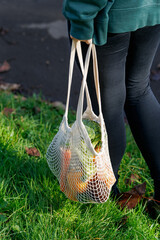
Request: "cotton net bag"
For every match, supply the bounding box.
[46,40,116,203]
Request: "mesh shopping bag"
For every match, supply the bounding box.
[46,40,116,203]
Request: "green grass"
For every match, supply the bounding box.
[0,91,159,240]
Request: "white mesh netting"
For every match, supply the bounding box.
[46,41,116,203]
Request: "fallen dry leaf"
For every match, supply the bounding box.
[125,173,141,185]
[25,147,40,157]
[51,101,65,110]
[0,82,20,91]
[133,182,146,195]
[32,107,41,114]
[21,96,27,101]
[126,152,131,158]
[118,193,141,209]
[0,61,10,73]
[2,108,15,117]
[14,95,27,101]
[117,182,146,210]
[36,107,41,112]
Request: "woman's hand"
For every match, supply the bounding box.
[70,35,92,45]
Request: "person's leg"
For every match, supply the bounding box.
[83,32,131,190]
[124,24,160,202]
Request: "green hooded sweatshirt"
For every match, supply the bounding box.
[63,0,160,45]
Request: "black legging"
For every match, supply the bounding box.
[68,23,160,200]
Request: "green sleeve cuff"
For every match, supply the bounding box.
[70,19,94,40]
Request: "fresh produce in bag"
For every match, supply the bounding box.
[46,40,116,203]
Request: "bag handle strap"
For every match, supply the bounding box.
[76,41,93,112]
[92,44,103,116]
[76,42,92,121]
[64,40,76,124]
[92,44,105,147]
[76,42,104,122]
[64,40,92,123]
[75,42,105,155]
[63,39,105,155]
[76,43,103,122]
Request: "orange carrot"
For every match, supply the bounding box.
[97,168,116,189]
[65,184,78,201]
[67,171,88,194]
[93,145,101,163]
[60,148,71,192]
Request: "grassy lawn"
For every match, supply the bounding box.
[0,91,159,240]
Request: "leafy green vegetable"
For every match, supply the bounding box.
[69,119,102,148]
[82,119,101,148]
[69,119,102,178]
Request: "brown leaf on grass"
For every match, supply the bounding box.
[21,96,27,101]
[32,106,41,114]
[51,101,65,110]
[25,147,40,157]
[126,152,131,158]
[14,95,27,101]
[0,61,10,73]
[118,193,141,209]
[125,173,141,185]
[133,182,146,195]
[2,108,15,117]
[0,81,20,91]
[117,182,146,210]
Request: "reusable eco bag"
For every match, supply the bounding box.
[46,40,116,203]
